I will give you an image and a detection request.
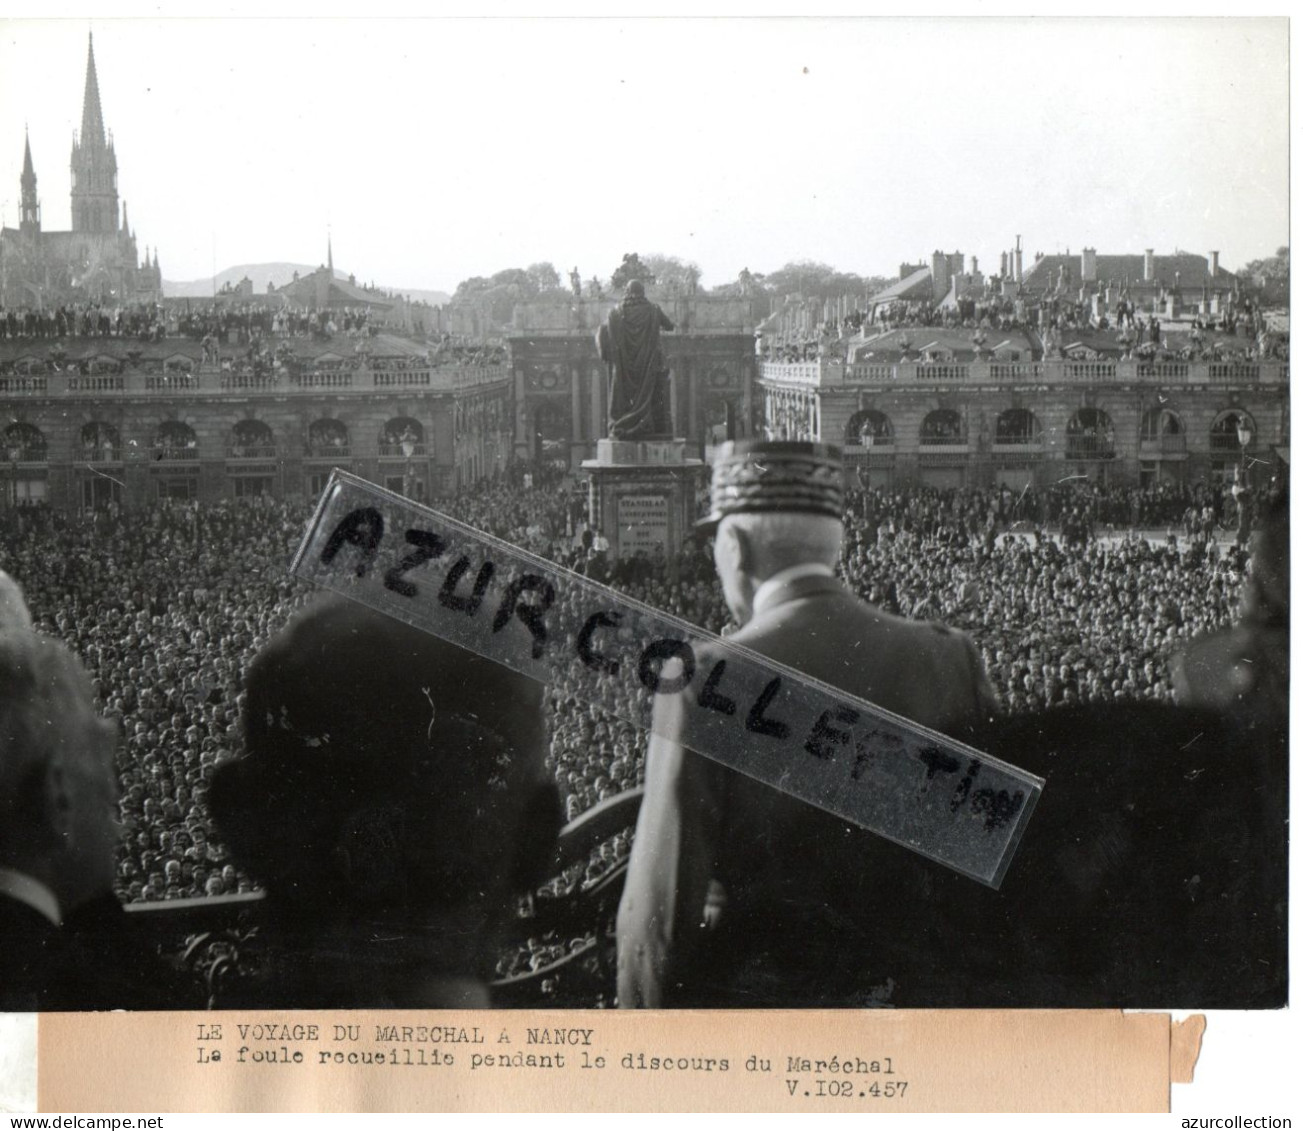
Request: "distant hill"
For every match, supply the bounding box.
[163,263,450,306]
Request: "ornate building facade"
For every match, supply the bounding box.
[507,294,758,463]
[0,34,162,310]
[0,333,512,509]
[760,353,1288,491]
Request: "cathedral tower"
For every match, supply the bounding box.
[69,32,119,234]
[19,131,40,234]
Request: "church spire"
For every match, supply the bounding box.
[81,32,106,147]
[327,231,334,276]
[21,130,36,187]
[20,129,40,232]
[122,198,129,234]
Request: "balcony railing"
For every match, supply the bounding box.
[114,789,645,1009]
[1207,363,1261,381]
[292,371,354,389]
[1135,362,1190,380]
[1139,435,1188,454]
[914,363,969,382]
[305,444,351,459]
[145,374,198,392]
[151,446,199,461]
[372,370,431,388]
[759,361,821,385]
[67,374,126,393]
[377,443,428,458]
[80,447,122,464]
[3,446,47,463]
[0,376,48,394]
[987,363,1043,381]
[226,445,278,460]
[220,374,280,391]
[845,363,895,382]
[757,359,1288,388]
[1062,362,1117,382]
[1066,436,1116,460]
[0,366,510,397]
[1210,433,1251,453]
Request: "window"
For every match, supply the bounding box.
[157,478,197,501]
[234,477,273,498]
[13,478,47,506]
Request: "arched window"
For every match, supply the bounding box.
[154,421,198,459]
[845,409,893,447]
[1066,407,1115,459]
[307,418,350,457]
[80,421,121,461]
[228,420,276,459]
[1210,409,1255,453]
[920,409,966,445]
[1136,409,1188,448]
[1140,408,1184,441]
[379,417,425,457]
[2,422,47,462]
[995,408,1041,445]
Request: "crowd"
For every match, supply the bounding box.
[0,464,1268,998]
[1,302,170,342]
[758,285,1287,368]
[0,300,406,347]
[1,498,312,904]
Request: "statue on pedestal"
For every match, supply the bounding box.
[596,280,675,439]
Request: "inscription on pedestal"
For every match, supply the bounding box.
[617,493,670,557]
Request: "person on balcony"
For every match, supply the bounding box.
[208,597,561,1007]
[616,440,996,1008]
[1,623,176,1009]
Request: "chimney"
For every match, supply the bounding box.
[1081,247,1097,284]
[1014,236,1023,282]
[900,262,914,280]
[931,250,948,301]
[969,256,979,276]
[1144,249,1155,281]
[1000,251,1009,278]
[948,251,964,280]
[1208,250,1220,276]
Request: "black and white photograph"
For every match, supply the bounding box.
[0,9,1292,1110]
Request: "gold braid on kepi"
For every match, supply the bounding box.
[697,440,845,532]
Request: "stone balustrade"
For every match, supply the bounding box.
[761,358,1288,388]
[0,364,510,398]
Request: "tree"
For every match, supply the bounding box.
[526,262,563,294]
[1238,246,1289,305]
[641,254,703,293]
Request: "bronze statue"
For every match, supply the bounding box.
[596,280,675,439]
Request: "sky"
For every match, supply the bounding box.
[0,16,1290,294]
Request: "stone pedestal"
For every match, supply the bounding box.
[582,437,705,581]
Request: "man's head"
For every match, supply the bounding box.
[698,439,846,623]
[623,280,646,301]
[0,631,121,916]
[210,596,560,941]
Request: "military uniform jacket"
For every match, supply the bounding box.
[616,572,996,1007]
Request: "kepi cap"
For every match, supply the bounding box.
[697,439,844,534]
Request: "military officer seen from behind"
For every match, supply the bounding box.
[616,440,997,1008]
